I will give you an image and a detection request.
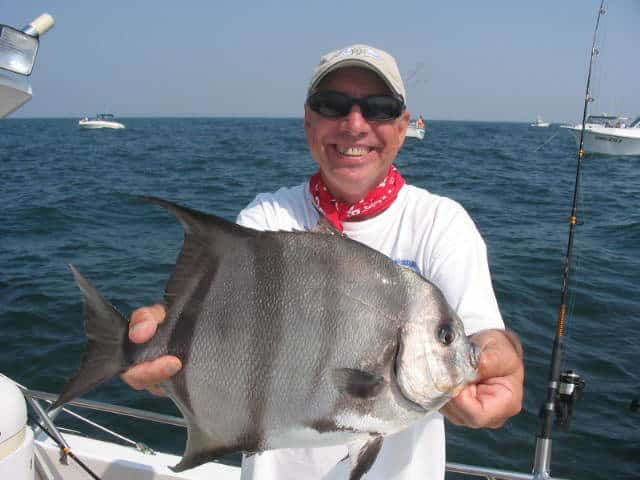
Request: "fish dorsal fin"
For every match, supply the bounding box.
[141,196,253,239]
[310,217,345,236]
[140,196,257,310]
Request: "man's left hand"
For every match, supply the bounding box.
[441,329,524,428]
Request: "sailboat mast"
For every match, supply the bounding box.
[532,1,605,478]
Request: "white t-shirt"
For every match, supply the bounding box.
[236,182,504,480]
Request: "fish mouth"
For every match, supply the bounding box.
[451,382,467,397]
[435,342,481,394]
[431,342,481,394]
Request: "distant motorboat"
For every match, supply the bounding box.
[561,115,640,156]
[78,113,125,129]
[530,115,550,128]
[406,120,425,140]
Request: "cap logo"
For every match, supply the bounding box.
[335,46,381,61]
[311,44,406,102]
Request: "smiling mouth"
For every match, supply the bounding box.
[336,145,372,157]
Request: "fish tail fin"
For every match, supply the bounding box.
[53,265,131,408]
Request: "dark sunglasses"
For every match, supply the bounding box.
[306,91,405,121]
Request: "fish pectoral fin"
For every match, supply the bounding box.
[346,436,384,480]
[333,368,386,399]
[170,420,237,472]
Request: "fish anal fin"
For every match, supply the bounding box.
[345,436,384,480]
[171,419,240,472]
[170,447,235,473]
[333,368,386,399]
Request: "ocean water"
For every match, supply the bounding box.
[1,118,638,479]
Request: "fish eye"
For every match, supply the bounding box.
[437,324,456,346]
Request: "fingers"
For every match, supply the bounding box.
[147,385,169,397]
[440,386,479,427]
[120,355,182,394]
[444,381,520,428]
[129,304,167,343]
[473,329,524,382]
[474,330,524,417]
[121,303,181,396]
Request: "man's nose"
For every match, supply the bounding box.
[340,105,369,135]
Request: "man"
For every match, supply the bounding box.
[124,44,524,479]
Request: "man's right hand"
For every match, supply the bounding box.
[120,304,182,396]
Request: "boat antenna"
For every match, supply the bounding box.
[532,1,605,478]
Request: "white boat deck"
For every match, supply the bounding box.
[34,433,240,480]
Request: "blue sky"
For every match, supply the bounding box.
[3,0,639,122]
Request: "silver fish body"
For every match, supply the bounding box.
[55,197,478,479]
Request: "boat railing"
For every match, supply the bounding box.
[18,386,571,480]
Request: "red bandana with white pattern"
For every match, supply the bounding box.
[309,165,406,231]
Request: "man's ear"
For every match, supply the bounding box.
[397,110,410,144]
[400,110,410,129]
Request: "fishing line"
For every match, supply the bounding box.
[29,416,102,480]
[60,404,154,453]
[404,61,427,86]
[565,166,588,346]
[594,9,610,113]
[589,4,613,116]
[533,131,561,152]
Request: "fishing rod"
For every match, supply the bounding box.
[532,1,605,478]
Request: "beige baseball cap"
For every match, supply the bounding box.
[308,44,406,103]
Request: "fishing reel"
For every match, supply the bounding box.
[553,370,585,430]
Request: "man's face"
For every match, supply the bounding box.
[304,67,409,203]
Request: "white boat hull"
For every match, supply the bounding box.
[1,428,33,480]
[563,125,640,156]
[530,115,550,128]
[78,119,125,129]
[406,125,425,140]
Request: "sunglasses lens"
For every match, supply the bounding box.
[361,96,404,121]
[308,91,403,121]
[308,92,351,118]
